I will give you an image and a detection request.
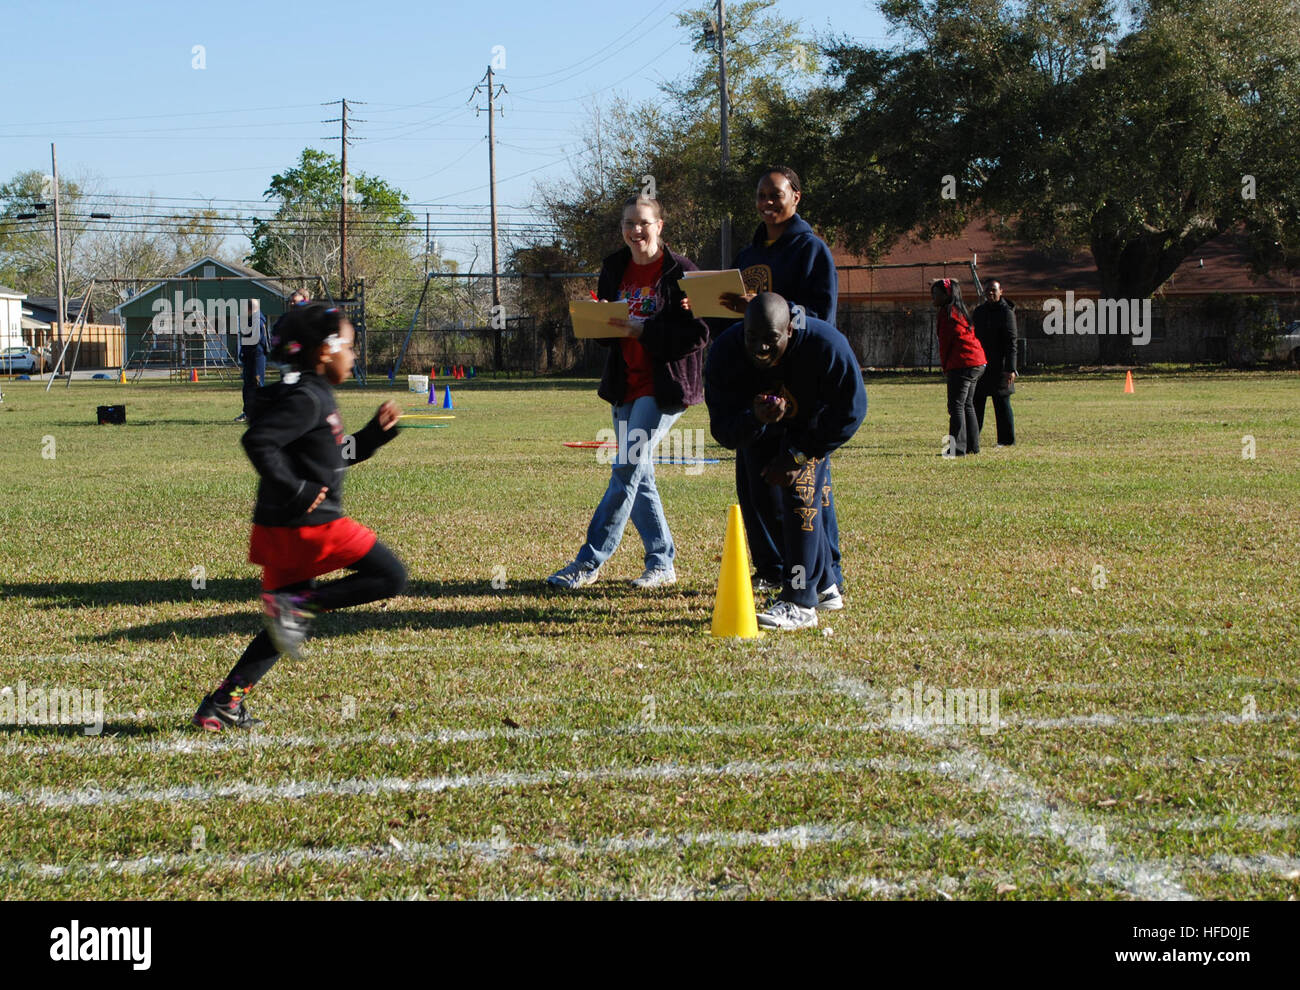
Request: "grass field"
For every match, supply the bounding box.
[0,369,1297,900]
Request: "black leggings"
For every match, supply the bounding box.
[220,541,407,694]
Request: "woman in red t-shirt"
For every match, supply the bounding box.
[933,278,987,456]
[547,195,710,589]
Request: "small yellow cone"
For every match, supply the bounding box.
[711,504,760,638]
[118,368,127,384]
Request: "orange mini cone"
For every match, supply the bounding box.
[190,367,199,383]
[711,504,760,638]
[1124,370,1134,394]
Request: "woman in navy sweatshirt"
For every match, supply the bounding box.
[718,166,844,605]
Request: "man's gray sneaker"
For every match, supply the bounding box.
[756,599,818,630]
[816,584,844,611]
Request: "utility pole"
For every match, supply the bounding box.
[324,98,365,295]
[51,143,66,370]
[472,67,507,366]
[718,0,732,267]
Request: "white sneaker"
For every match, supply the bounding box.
[816,584,844,611]
[546,560,601,589]
[753,576,781,594]
[756,600,818,630]
[631,566,676,589]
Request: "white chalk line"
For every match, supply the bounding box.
[9,810,1295,890]
[0,817,980,882]
[8,705,1297,759]
[476,873,956,901]
[0,718,889,758]
[860,624,1233,645]
[821,670,1195,901]
[78,686,830,726]
[0,755,936,811]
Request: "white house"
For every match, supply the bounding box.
[0,285,26,349]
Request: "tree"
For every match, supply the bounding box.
[2,170,240,299]
[820,0,1300,358]
[247,148,430,335]
[0,170,90,295]
[532,1,822,271]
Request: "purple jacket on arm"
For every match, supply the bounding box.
[594,244,711,408]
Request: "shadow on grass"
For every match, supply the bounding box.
[0,722,162,739]
[38,577,710,643]
[4,577,716,607]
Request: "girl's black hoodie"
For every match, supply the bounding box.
[241,372,397,527]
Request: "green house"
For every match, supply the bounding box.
[111,257,292,359]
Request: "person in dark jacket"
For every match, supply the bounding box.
[192,303,406,731]
[934,278,987,456]
[717,166,844,603]
[235,298,269,422]
[705,292,866,630]
[971,280,1017,446]
[547,194,710,590]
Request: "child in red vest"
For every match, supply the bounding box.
[933,278,987,456]
[192,304,407,731]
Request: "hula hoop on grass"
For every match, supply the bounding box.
[400,414,456,420]
[563,440,615,448]
[401,423,450,429]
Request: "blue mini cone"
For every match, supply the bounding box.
[442,385,453,409]
[428,383,437,404]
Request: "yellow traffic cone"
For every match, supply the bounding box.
[711,504,760,638]
[118,368,127,384]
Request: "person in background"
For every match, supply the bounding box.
[933,278,986,457]
[236,298,268,423]
[972,279,1018,447]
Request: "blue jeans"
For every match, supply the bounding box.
[576,395,684,571]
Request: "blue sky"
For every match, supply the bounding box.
[2,0,892,266]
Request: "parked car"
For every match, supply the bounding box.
[1273,321,1300,364]
[0,346,40,374]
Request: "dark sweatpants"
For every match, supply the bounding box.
[974,372,1015,446]
[779,456,836,609]
[241,347,266,416]
[738,444,844,590]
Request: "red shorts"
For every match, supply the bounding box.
[249,517,377,591]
